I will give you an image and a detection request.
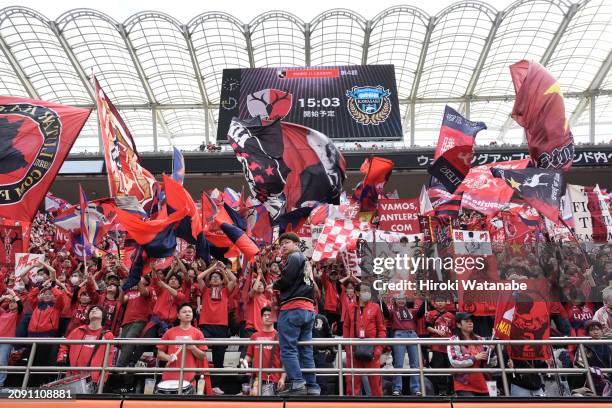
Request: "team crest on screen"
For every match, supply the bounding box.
[346,86,391,125]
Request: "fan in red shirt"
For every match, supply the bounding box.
[98,280,122,335]
[321,266,342,334]
[57,305,115,385]
[342,283,386,396]
[424,295,455,395]
[138,265,189,359]
[27,270,66,385]
[339,273,360,327]
[0,290,23,387]
[246,271,273,334]
[116,276,153,367]
[245,306,287,395]
[65,277,100,334]
[196,260,236,394]
[157,303,212,394]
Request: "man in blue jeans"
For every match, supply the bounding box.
[382,293,423,396]
[273,232,320,396]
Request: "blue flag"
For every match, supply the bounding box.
[172,146,185,185]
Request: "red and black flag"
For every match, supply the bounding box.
[227,118,345,220]
[352,157,394,211]
[510,60,574,170]
[429,106,485,192]
[115,203,187,259]
[457,159,530,217]
[491,167,563,223]
[201,191,259,260]
[163,175,210,263]
[433,105,485,160]
[433,192,463,218]
[0,96,91,222]
[428,144,474,193]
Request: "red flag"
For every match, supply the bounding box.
[0,97,91,221]
[353,156,394,211]
[163,175,202,239]
[457,159,530,217]
[115,205,187,258]
[493,295,516,340]
[510,60,574,170]
[95,77,157,206]
[508,291,551,361]
[434,105,485,160]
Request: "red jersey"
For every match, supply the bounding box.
[321,273,340,313]
[101,295,122,335]
[425,309,456,353]
[200,286,229,326]
[0,308,21,338]
[57,325,115,383]
[387,301,422,331]
[340,287,357,321]
[245,294,272,331]
[247,329,282,383]
[122,288,153,325]
[153,284,187,322]
[66,303,92,335]
[157,325,207,381]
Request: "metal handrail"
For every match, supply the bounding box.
[0,336,609,396]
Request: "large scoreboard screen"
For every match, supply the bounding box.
[217,65,402,141]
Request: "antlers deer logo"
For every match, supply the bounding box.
[247,89,293,120]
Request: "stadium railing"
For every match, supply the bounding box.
[0,337,609,396]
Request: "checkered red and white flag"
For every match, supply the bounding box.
[312,219,370,261]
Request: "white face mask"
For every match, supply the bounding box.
[13,284,25,292]
[31,275,43,284]
[360,292,371,302]
[70,277,80,285]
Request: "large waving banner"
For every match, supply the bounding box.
[510,60,574,170]
[0,97,91,221]
[95,77,156,206]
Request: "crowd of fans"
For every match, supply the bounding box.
[0,212,610,397]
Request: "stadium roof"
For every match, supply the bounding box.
[0,0,610,153]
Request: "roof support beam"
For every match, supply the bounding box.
[499,3,579,142]
[49,21,103,151]
[361,20,371,65]
[409,17,435,146]
[0,32,40,99]
[183,24,212,144]
[570,49,612,125]
[540,3,579,66]
[49,21,96,102]
[304,23,311,66]
[118,23,173,150]
[244,24,256,68]
[459,11,503,114]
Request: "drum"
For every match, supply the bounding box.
[154,380,194,395]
